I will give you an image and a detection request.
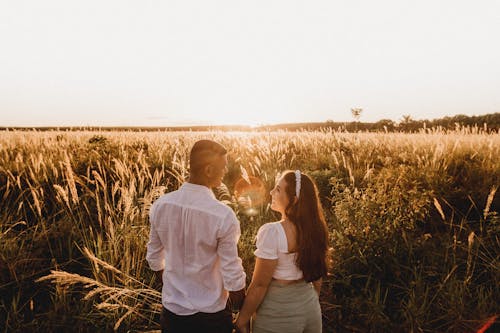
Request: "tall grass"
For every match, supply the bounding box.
[0,129,498,332]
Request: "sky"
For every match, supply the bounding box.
[1,0,499,127]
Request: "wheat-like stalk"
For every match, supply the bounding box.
[37,247,162,331]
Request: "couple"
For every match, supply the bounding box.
[146,140,329,333]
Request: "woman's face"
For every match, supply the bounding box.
[269,176,291,216]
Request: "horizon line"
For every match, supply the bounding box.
[1,112,499,130]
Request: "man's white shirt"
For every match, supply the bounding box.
[146,182,246,315]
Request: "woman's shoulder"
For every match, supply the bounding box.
[254,221,283,259]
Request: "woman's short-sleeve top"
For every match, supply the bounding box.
[254,221,303,280]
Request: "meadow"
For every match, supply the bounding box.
[0,129,498,332]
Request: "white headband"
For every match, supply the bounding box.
[295,170,301,198]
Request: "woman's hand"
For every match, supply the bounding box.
[234,257,277,333]
[234,316,250,333]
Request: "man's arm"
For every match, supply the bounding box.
[146,209,165,277]
[153,270,164,290]
[154,270,163,281]
[228,288,246,311]
[217,212,246,305]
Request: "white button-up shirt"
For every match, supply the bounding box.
[146,182,246,315]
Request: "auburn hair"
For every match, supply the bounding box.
[282,170,329,282]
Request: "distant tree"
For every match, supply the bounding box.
[401,114,413,124]
[400,115,415,132]
[375,119,396,132]
[351,108,363,121]
[351,108,363,131]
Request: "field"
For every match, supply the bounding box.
[0,129,499,332]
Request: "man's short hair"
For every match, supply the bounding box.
[189,140,227,176]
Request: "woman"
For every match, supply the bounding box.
[235,170,329,333]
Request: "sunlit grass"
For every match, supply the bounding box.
[0,128,499,332]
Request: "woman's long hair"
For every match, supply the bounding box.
[282,170,329,282]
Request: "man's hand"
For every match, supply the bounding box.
[154,270,163,290]
[228,288,246,311]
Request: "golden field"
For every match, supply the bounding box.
[0,129,499,332]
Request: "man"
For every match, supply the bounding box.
[146,139,246,333]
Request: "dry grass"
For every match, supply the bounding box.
[1,128,499,332]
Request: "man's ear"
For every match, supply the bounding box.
[205,164,214,177]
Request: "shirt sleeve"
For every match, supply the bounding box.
[146,202,165,271]
[217,210,246,291]
[254,224,279,259]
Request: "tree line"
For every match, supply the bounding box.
[1,113,499,132]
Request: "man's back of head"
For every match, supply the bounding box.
[189,140,227,177]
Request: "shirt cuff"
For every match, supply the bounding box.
[147,259,165,272]
[224,273,246,291]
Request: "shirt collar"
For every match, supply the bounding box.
[181,182,216,199]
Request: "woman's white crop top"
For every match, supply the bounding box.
[254,221,303,280]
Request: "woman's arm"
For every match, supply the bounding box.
[312,278,322,295]
[235,257,277,330]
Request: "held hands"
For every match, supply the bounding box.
[233,314,250,333]
[229,288,250,333]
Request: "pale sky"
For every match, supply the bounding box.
[1,0,499,127]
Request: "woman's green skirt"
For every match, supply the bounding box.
[253,280,322,333]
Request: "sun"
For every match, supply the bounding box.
[234,175,267,216]
[207,112,258,127]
